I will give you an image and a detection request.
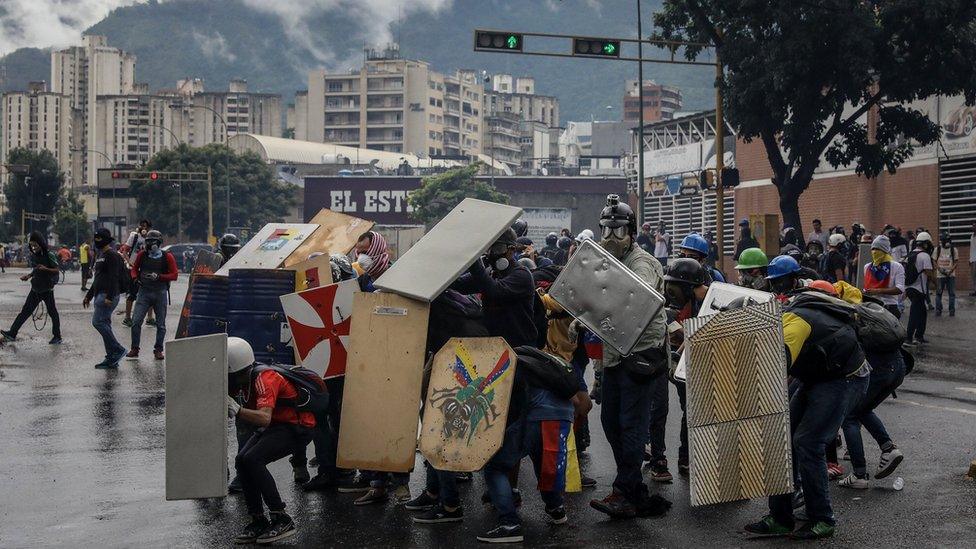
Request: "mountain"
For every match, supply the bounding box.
[0,0,715,123]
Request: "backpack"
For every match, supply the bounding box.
[854,301,906,351]
[114,250,131,294]
[252,364,329,419]
[904,250,921,286]
[513,345,579,399]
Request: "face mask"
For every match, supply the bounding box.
[739,271,757,286]
[94,237,107,248]
[488,254,510,271]
[769,276,794,295]
[600,235,632,259]
[664,282,688,308]
[870,250,890,265]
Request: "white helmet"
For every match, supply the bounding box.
[576,229,594,242]
[227,337,255,373]
[914,231,932,244]
[828,233,846,247]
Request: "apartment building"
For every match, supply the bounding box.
[623,80,682,123]
[484,74,560,173]
[186,79,281,146]
[1,82,73,183]
[485,110,522,172]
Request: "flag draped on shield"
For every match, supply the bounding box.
[279,279,359,378]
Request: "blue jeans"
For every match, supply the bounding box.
[424,461,460,507]
[484,419,567,526]
[935,277,955,314]
[131,287,168,351]
[842,351,905,476]
[92,293,125,360]
[769,375,868,526]
[600,365,653,502]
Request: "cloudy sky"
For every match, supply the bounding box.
[0,0,453,56]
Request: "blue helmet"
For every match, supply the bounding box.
[678,233,710,256]
[765,255,802,280]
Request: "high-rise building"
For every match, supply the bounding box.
[51,35,136,187]
[623,80,682,123]
[183,79,281,147]
[1,82,74,183]
[483,73,560,173]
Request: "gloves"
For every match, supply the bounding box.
[226,395,241,418]
[142,272,159,281]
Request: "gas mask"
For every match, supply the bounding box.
[664,281,691,309]
[486,252,511,272]
[599,225,632,259]
[147,239,162,252]
[739,270,758,287]
[768,276,795,296]
[94,237,108,249]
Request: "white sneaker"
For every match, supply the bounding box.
[838,473,869,489]
[875,448,904,479]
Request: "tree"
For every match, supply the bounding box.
[130,143,297,240]
[654,1,976,231]
[53,190,92,246]
[408,163,509,225]
[2,147,65,237]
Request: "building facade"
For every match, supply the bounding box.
[623,80,682,123]
[1,82,73,182]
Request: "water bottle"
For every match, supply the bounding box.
[892,477,904,491]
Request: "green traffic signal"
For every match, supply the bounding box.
[506,35,518,49]
[603,42,616,55]
[474,30,523,52]
[573,37,621,58]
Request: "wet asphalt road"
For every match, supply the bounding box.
[1,268,975,548]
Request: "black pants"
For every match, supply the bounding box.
[311,377,345,477]
[906,288,927,341]
[236,424,312,516]
[9,289,60,338]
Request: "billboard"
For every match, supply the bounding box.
[521,208,572,244]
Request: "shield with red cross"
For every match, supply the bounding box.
[279,279,359,378]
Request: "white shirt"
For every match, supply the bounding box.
[808,230,828,249]
[654,232,670,258]
[907,250,932,294]
[864,260,904,307]
[124,231,145,263]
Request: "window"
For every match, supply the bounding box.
[429,97,436,107]
[939,155,976,242]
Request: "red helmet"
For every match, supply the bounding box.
[808,280,837,296]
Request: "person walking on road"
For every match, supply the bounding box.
[933,232,957,317]
[905,232,935,345]
[125,230,177,361]
[79,240,92,291]
[83,229,127,368]
[1,231,62,344]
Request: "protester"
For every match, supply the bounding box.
[125,230,177,361]
[735,247,770,290]
[820,233,848,283]
[57,244,72,271]
[636,222,654,255]
[0,241,6,273]
[780,226,802,249]
[781,244,821,281]
[216,233,242,266]
[808,219,829,250]
[862,235,905,318]
[676,233,726,283]
[588,195,671,519]
[744,255,869,540]
[653,221,671,267]
[119,220,152,327]
[354,231,391,280]
[83,228,126,368]
[79,240,92,291]
[227,337,314,545]
[511,218,528,238]
[540,232,561,264]
[734,220,760,261]
[1,231,62,344]
[905,232,935,345]
[933,232,957,317]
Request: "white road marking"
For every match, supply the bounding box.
[956,387,976,396]
[894,399,976,416]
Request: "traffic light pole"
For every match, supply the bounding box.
[636,0,646,228]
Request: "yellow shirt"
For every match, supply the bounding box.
[79,244,89,263]
[782,311,812,367]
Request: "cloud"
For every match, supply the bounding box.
[193,31,236,63]
[0,0,143,55]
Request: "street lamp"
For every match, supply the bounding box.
[171,101,230,232]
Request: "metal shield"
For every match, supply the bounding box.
[215,223,319,276]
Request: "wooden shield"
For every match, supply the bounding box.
[279,279,359,378]
[290,253,336,291]
[419,338,517,472]
[283,209,374,267]
[337,292,430,472]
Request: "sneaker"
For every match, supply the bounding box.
[122,318,133,327]
[256,512,296,544]
[233,516,270,544]
[677,458,690,477]
[838,473,869,489]
[153,350,164,361]
[580,475,598,488]
[354,488,388,506]
[125,348,139,359]
[650,461,673,483]
[337,475,371,493]
[827,462,844,480]
[228,475,243,493]
[875,448,904,479]
[393,484,412,503]
[413,505,463,524]
[94,360,118,370]
[108,349,127,365]
[146,317,157,327]
[404,491,438,511]
[1,329,16,341]
[744,515,794,537]
[49,336,63,345]
[545,505,568,525]
[589,490,637,519]
[791,521,835,540]
[476,523,523,543]
[293,463,311,484]
[301,473,338,492]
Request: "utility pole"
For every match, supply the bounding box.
[207,166,215,245]
[714,50,726,273]
[636,0,646,226]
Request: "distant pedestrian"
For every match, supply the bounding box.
[904,232,935,345]
[1,231,62,344]
[84,229,127,368]
[119,219,151,327]
[933,232,957,317]
[734,219,759,261]
[808,219,829,250]
[886,227,909,263]
[820,233,848,283]
[636,222,654,255]
[125,230,178,361]
[0,241,6,273]
[969,222,976,297]
[654,221,671,266]
[79,241,92,291]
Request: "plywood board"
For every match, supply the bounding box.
[855,243,872,289]
[192,249,224,275]
[374,198,522,302]
[290,253,335,291]
[337,292,430,472]
[165,333,228,500]
[684,301,792,506]
[548,239,666,356]
[215,223,319,276]
[280,279,359,378]
[419,338,517,472]
[283,209,374,267]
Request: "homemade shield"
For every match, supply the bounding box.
[164,333,228,500]
[279,279,359,378]
[290,253,335,291]
[683,301,792,506]
[337,292,430,472]
[547,239,666,356]
[674,282,774,380]
[283,209,374,267]
[373,198,522,302]
[215,223,318,276]
[419,338,517,472]
[855,243,872,289]
[192,249,224,275]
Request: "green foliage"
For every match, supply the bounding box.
[2,148,65,237]
[654,0,976,228]
[408,163,509,225]
[130,143,296,240]
[53,190,92,245]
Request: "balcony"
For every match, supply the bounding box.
[326,102,361,112]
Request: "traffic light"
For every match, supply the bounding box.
[572,37,621,58]
[149,171,159,181]
[721,167,740,188]
[699,170,714,190]
[474,30,523,52]
[111,171,121,179]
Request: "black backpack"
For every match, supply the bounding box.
[252,364,329,419]
[513,345,579,399]
[904,250,921,286]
